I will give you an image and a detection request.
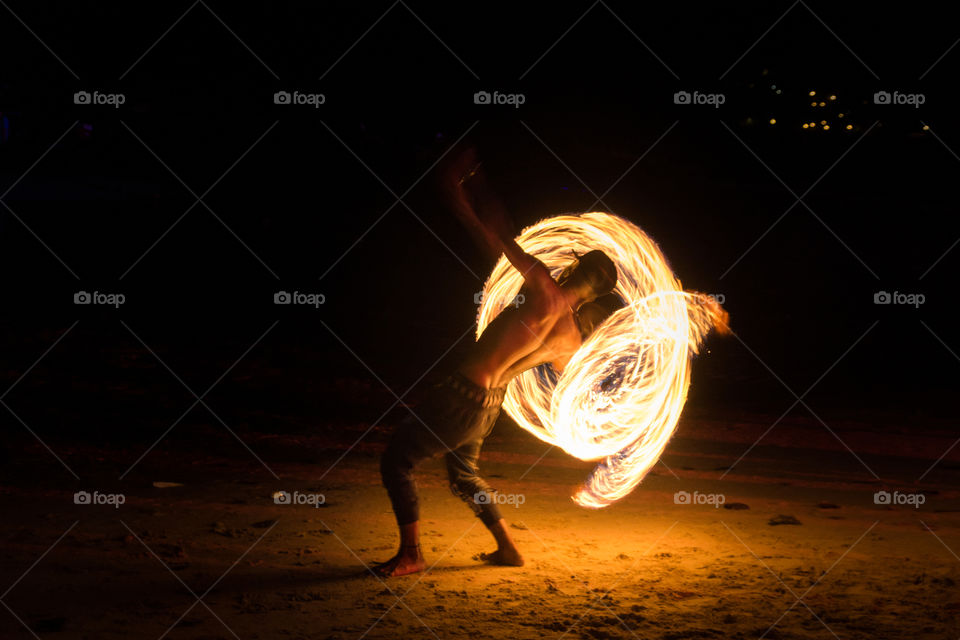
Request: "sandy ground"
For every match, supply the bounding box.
[2,408,959,640]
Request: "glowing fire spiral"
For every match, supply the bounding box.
[476,212,727,508]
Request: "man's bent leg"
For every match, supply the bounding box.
[446,439,524,566]
[377,419,444,576]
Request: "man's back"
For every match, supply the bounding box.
[459,283,582,389]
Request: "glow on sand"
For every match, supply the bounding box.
[476,212,728,508]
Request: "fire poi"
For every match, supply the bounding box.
[476,211,729,508]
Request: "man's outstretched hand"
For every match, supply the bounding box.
[442,146,482,193]
[441,147,568,292]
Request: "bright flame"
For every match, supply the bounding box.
[476,212,727,508]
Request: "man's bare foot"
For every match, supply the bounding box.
[477,547,525,567]
[373,549,426,577]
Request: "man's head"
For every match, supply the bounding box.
[558,249,618,303]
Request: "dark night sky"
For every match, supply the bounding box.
[1,1,959,445]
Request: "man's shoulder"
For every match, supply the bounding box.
[513,289,570,329]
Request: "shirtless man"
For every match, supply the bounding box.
[376,151,618,577]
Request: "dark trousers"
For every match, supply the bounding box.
[380,371,507,527]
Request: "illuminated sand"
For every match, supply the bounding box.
[4,413,957,640]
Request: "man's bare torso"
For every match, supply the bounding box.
[459,284,582,389]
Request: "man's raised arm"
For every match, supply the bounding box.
[444,150,555,292]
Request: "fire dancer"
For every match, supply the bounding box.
[376,151,618,576]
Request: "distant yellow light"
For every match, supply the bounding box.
[821,120,827,125]
[838,113,844,118]
[776,89,782,94]
[809,122,816,127]
[769,118,776,125]
[803,124,809,129]
[922,125,930,131]
[823,125,830,130]
[819,101,826,107]
[829,95,837,100]
[811,101,818,107]
[809,91,816,96]
[845,124,853,130]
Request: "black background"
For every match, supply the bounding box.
[1,1,958,458]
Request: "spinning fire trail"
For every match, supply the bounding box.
[476,212,729,508]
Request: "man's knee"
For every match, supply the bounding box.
[449,477,484,518]
[446,457,472,490]
[448,476,469,499]
[448,467,486,500]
